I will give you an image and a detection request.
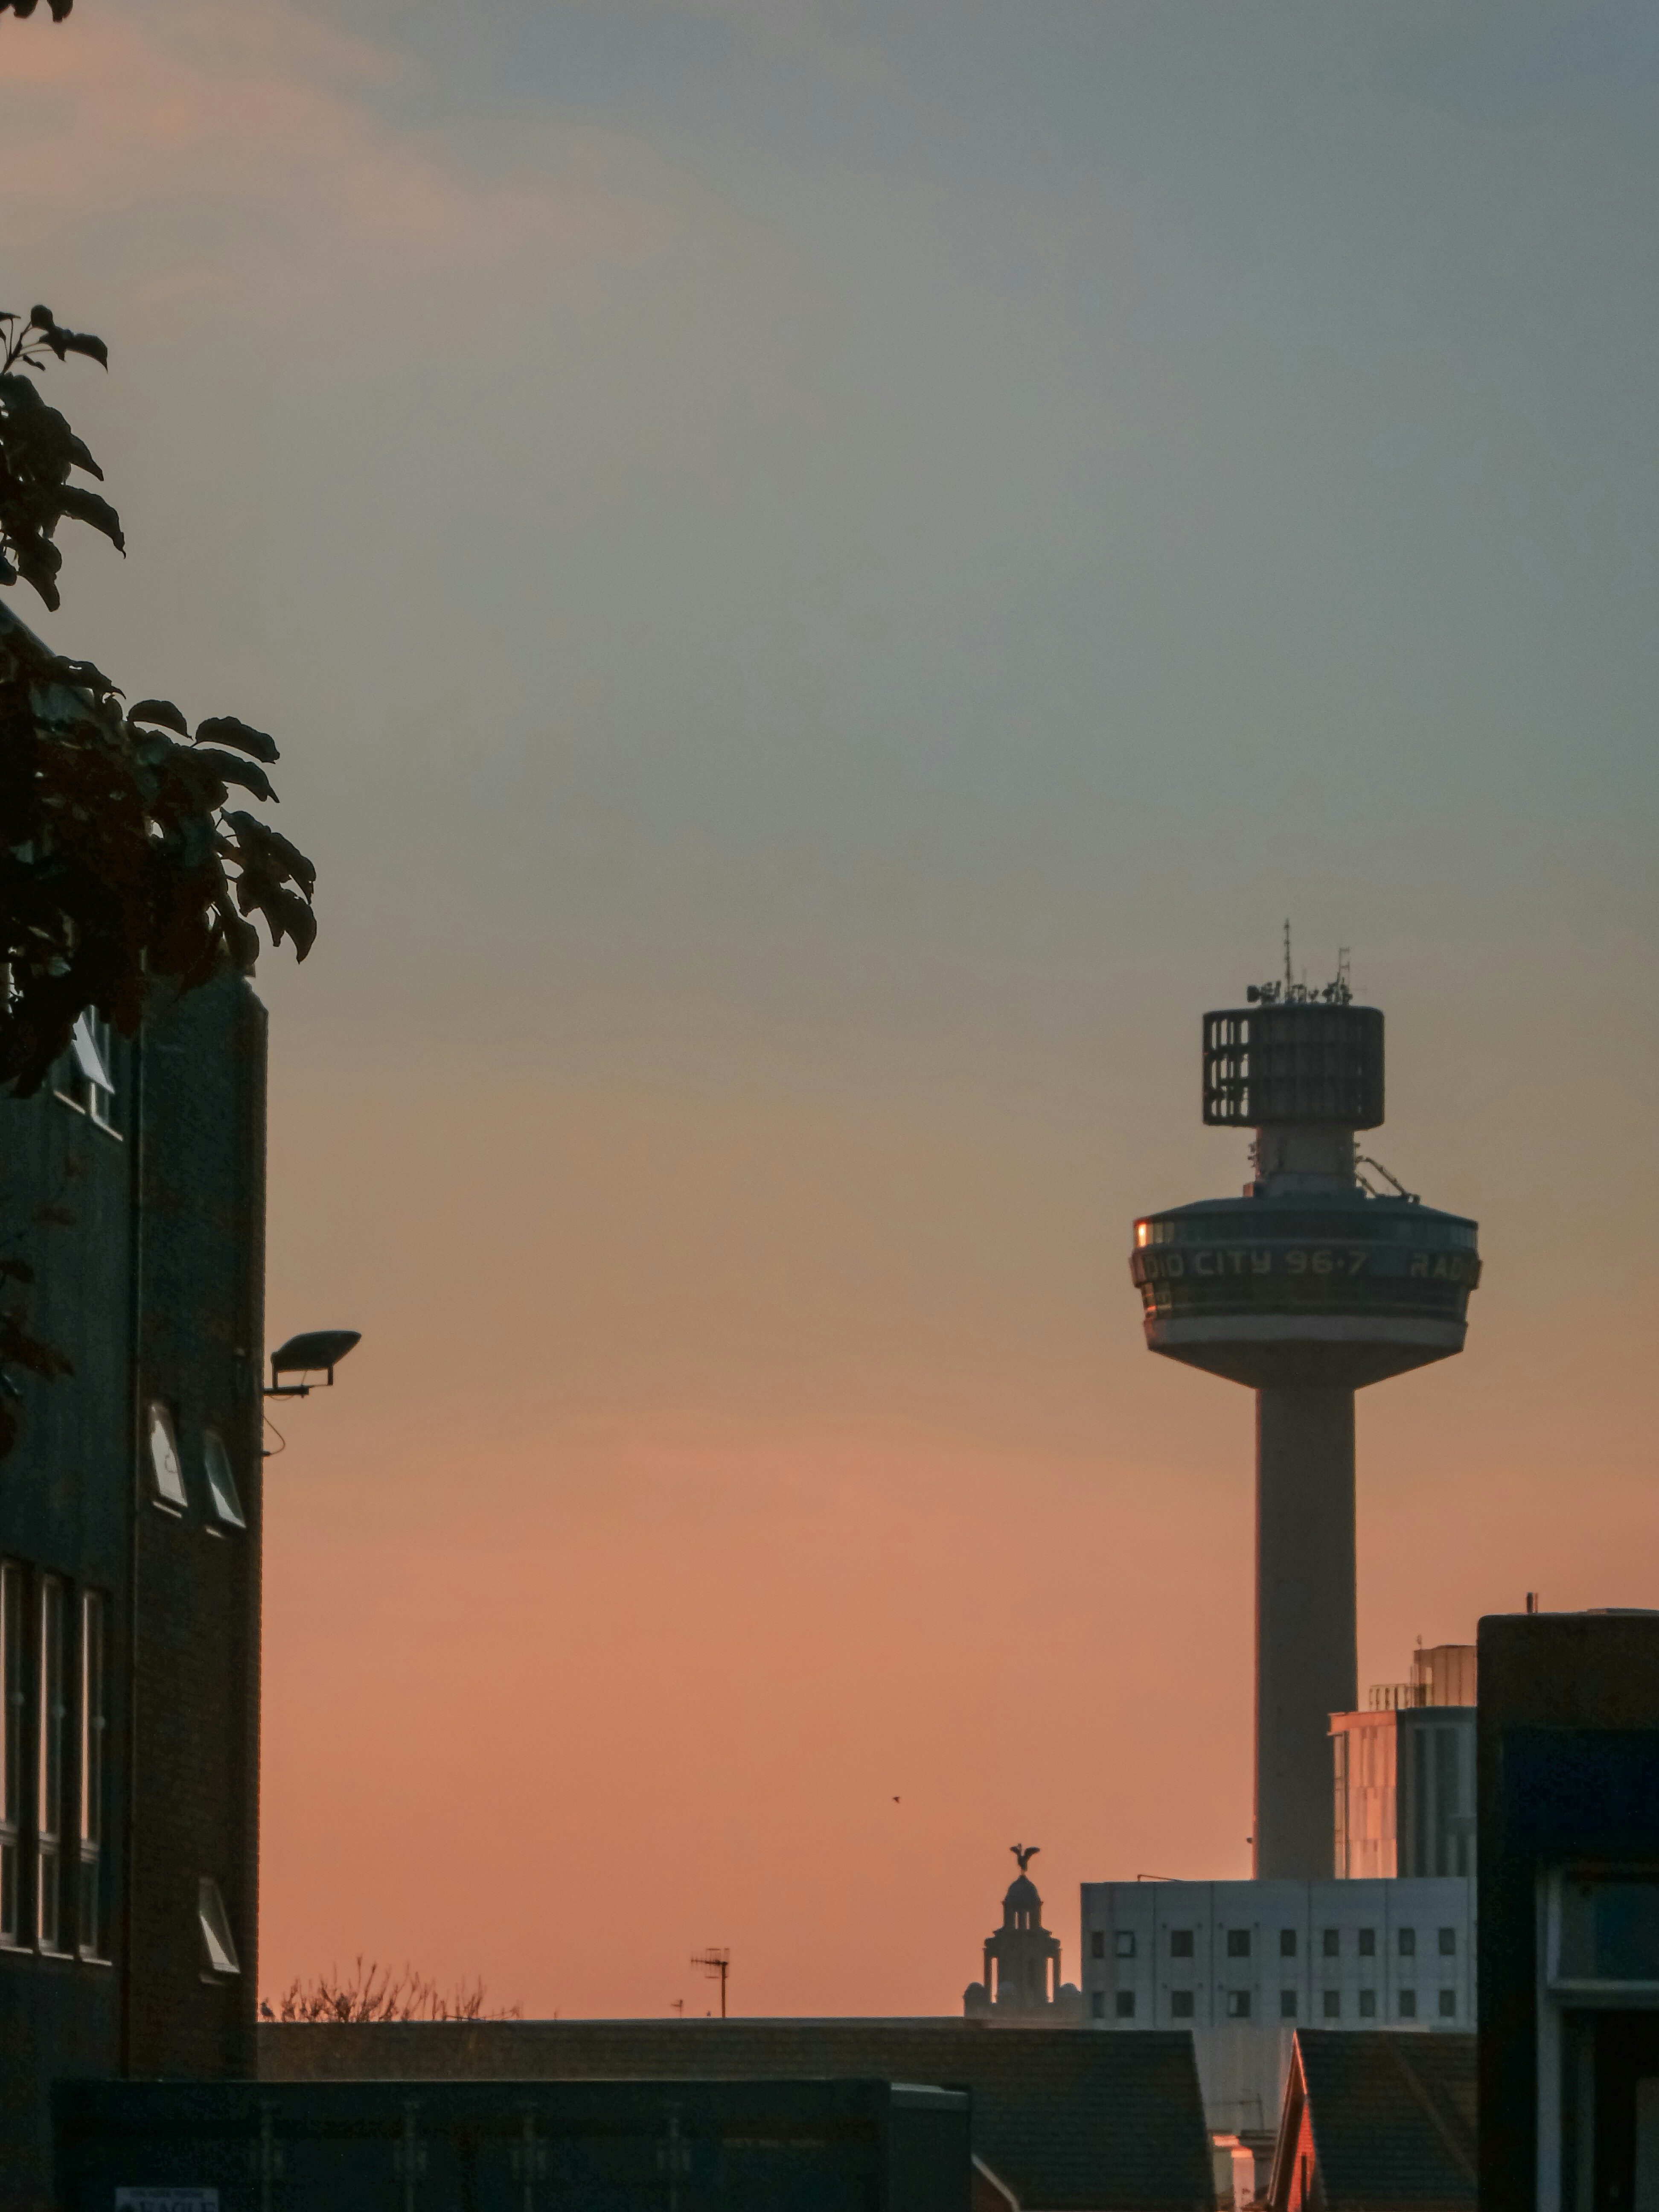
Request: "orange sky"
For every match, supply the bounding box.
[9,0,1659,2019]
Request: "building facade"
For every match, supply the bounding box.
[1331,1644,1477,1880]
[1081,1878,1476,2145]
[0,974,267,2204]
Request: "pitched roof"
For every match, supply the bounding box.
[1280,2031,1477,2210]
[259,2019,1214,2211]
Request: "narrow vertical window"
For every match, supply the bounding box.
[37,1576,64,1951]
[78,1593,105,1958]
[198,1877,240,1976]
[202,1432,245,1531]
[0,1562,20,1943]
[146,1403,187,1510]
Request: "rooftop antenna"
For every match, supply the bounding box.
[1283,919,1294,992]
[690,1949,729,2019]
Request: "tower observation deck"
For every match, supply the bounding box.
[1130,952,1481,1879]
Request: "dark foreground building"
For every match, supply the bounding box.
[56,2076,970,2212]
[0,976,267,2203]
[259,2018,1217,2210]
[1478,1609,1659,2211]
[1264,2029,1476,2210]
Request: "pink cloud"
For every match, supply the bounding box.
[0,0,683,276]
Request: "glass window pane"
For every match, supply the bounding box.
[0,1563,18,1945]
[202,1432,246,1530]
[38,1578,64,1950]
[78,1592,104,1958]
[147,1403,187,1508]
[198,1878,240,1976]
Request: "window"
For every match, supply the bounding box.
[1225,1990,1251,2020]
[1090,1930,1104,1960]
[1280,1990,1298,2018]
[202,1432,245,1531]
[1170,1990,1194,2019]
[1090,1991,1104,2020]
[1322,1929,1339,1958]
[146,1403,187,1509]
[1280,1928,1297,1958]
[1115,1991,1135,2019]
[198,1878,239,1976]
[1438,1990,1456,2019]
[1323,1990,1340,2019]
[1115,1930,1136,1959]
[1398,1989,1417,2019]
[0,1563,19,1944]
[1359,1988,1376,2017]
[78,1594,105,1959]
[1170,1929,1194,1959]
[57,1013,116,1131]
[1438,1927,1456,1957]
[1226,1928,1251,1959]
[1398,1927,1416,1958]
[1358,1927,1376,1957]
[37,1577,64,1950]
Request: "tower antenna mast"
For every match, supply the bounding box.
[1130,946,1482,1876]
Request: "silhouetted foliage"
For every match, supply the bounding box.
[0,287,317,1457]
[0,307,318,1101]
[0,0,74,18]
[262,1959,523,2025]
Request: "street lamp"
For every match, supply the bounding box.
[265,1329,362,1400]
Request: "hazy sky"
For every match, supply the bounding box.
[9,0,1659,2017]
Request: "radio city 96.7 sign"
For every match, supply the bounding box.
[1135,1245,1480,1287]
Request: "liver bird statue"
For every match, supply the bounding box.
[1010,1843,1039,1873]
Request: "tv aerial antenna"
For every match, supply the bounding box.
[690,1948,729,2019]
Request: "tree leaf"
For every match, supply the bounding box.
[54,485,125,553]
[44,329,108,369]
[195,713,278,765]
[128,699,189,736]
[191,747,276,804]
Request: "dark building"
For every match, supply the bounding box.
[56,2076,971,2212]
[1477,1609,1659,2211]
[1264,2029,1476,2210]
[259,2017,1218,2211]
[1129,958,1481,1878]
[0,975,267,2205]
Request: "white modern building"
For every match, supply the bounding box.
[1079,1877,1475,2145]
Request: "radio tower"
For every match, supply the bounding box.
[1129,941,1481,1877]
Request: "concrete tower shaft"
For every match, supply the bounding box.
[1130,978,1480,1879]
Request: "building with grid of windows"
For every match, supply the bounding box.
[0,972,267,2207]
[1080,1876,1475,2173]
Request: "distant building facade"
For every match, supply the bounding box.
[0,977,268,2206]
[964,1847,1083,2023]
[1330,1645,1477,1880]
[1081,1877,1475,2149]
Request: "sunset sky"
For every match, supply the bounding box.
[8,0,1659,2017]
